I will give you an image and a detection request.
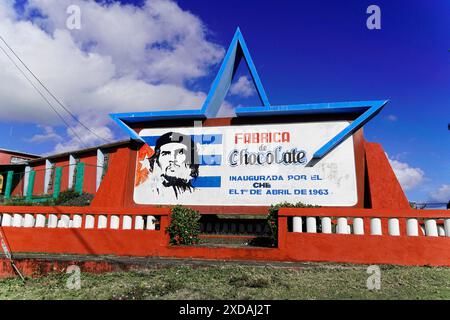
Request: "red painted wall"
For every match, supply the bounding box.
[0,207,448,267]
[364,142,410,209]
[79,151,98,194]
[0,153,12,164]
[27,150,103,196]
[0,150,37,165]
[31,163,46,196]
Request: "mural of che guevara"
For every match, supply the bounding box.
[146,132,199,199]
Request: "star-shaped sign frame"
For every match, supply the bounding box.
[110,28,388,166]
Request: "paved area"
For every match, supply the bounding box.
[1,252,363,270]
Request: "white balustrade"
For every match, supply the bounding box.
[336,217,348,234]
[306,217,317,233]
[85,215,95,229]
[444,219,450,237]
[72,215,82,228]
[12,214,23,227]
[406,218,418,236]
[146,216,156,230]
[438,226,445,237]
[98,215,107,229]
[353,218,364,235]
[424,219,438,237]
[35,214,46,227]
[1,214,12,226]
[321,217,332,234]
[135,216,144,230]
[110,215,120,229]
[48,214,58,228]
[370,218,382,235]
[388,218,400,236]
[122,215,132,230]
[24,214,35,228]
[293,217,302,233]
[58,215,70,228]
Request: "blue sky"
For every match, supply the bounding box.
[0,0,448,203]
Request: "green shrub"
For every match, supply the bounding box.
[1,189,93,206]
[166,205,201,245]
[267,202,320,247]
[54,189,93,206]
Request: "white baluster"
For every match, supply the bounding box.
[72,215,82,228]
[24,214,35,228]
[48,214,58,228]
[13,214,23,227]
[438,226,445,237]
[306,217,316,233]
[35,214,46,227]
[146,216,156,230]
[424,219,438,237]
[406,218,418,236]
[122,215,132,230]
[1,214,12,227]
[370,218,382,235]
[58,215,70,228]
[85,215,94,229]
[321,217,332,234]
[444,219,450,237]
[135,216,144,230]
[388,218,400,236]
[98,215,107,229]
[110,215,120,229]
[293,217,303,233]
[336,217,348,234]
[353,218,364,235]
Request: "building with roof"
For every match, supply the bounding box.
[0,140,133,201]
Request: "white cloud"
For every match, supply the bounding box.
[385,114,397,122]
[0,0,224,152]
[229,76,255,97]
[429,184,450,203]
[26,125,63,143]
[388,155,425,190]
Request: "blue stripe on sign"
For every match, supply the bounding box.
[192,176,221,188]
[200,155,221,166]
[142,134,222,146]
[193,134,222,145]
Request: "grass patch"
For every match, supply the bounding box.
[0,264,448,300]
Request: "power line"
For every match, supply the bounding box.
[0,43,88,148]
[0,35,111,144]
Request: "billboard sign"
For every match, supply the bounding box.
[134,121,357,206]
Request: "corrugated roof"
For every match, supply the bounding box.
[0,148,41,158]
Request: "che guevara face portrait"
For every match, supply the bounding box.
[148,132,199,198]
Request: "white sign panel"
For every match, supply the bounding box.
[134,121,357,206]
